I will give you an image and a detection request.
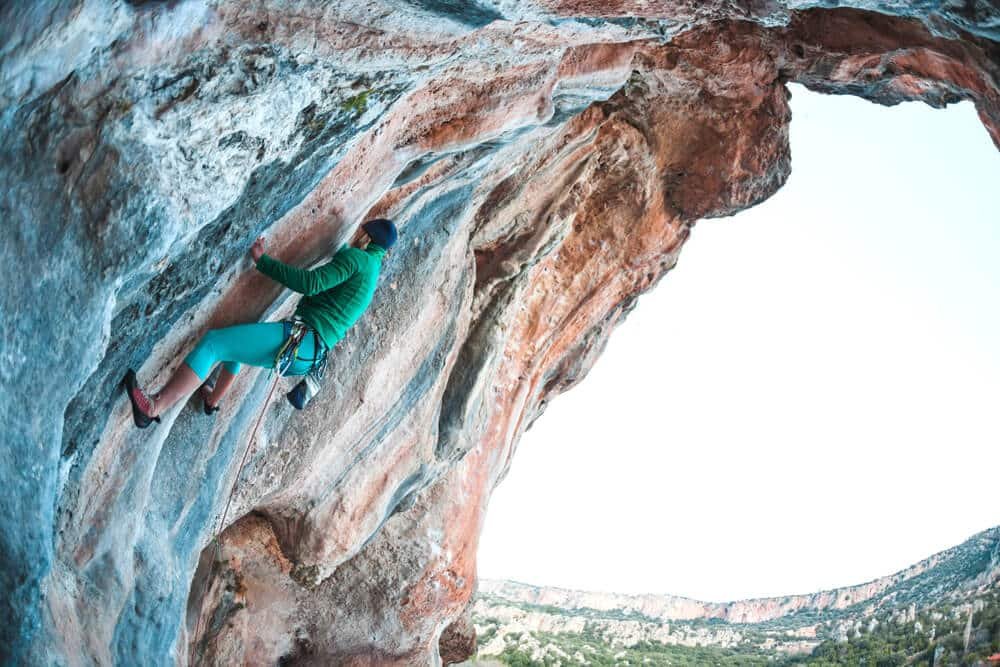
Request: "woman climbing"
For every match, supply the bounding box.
[121,218,398,428]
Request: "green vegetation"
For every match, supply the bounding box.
[478,624,498,645]
[785,590,1000,667]
[494,630,779,666]
[475,594,665,625]
[341,90,370,116]
[476,589,1000,666]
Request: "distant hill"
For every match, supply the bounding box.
[467,526,1000,665]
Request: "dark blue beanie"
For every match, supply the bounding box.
[362,218,397,250]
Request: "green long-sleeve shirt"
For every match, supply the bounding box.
[255,243,387,348]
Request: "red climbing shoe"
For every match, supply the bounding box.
[200,381,219,415]
[122,369,160,428]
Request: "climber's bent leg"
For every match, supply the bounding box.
[144,322,286,416]
[185,321,322,380]
[183,322,289,380]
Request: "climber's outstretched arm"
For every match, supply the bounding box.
[250,236,360,296]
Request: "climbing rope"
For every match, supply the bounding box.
[214,371,281,551]
[191,321,312,656]
[191,362,286,657]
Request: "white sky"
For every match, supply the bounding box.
[476,84,1000,603]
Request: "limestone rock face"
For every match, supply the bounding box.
[1,2,997,665]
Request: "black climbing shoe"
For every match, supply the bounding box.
[122,369,160,428]
[200,381,220,415]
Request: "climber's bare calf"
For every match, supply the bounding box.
[142,362,236,418]
[151,363,202,418]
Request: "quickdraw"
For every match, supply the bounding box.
[274,319,309,374]
[274,317,327,378]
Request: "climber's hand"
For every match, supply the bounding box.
[250,236,266,263]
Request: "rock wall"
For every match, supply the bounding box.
[1,2,997,665]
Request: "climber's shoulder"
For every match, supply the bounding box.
[331,244,365,265]
[332,244,382,274]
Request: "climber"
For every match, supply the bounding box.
[121,218,398,428]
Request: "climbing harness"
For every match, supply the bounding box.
[276,317,329,410]
[273,318,309,373]
[190,318,327,654]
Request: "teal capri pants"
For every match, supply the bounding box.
[183,321,322,381]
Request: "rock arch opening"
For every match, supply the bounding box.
[478,84,1000,604]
